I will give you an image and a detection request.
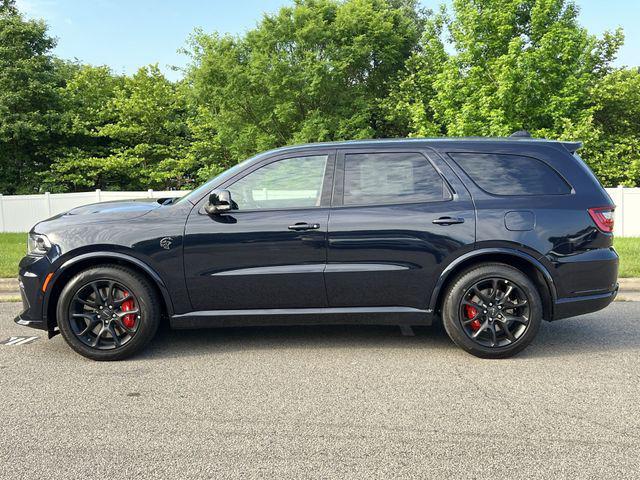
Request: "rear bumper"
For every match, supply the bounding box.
[552,283,618,320]
[549,246,618,320]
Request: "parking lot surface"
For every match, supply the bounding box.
[1,301,639,479]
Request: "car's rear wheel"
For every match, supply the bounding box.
[57,265,161,360]
[441,263,542,359]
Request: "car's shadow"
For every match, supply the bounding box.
[142,322,455,360]
[137,303,639,361]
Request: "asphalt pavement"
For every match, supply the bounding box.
[1,301,639,479]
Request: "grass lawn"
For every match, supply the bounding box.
[0,232,639,278]
[614,237,640,278]
[0,233,26,278]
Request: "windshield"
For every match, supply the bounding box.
[176,155,258,205]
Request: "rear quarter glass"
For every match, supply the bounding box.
[572,153,614,205]
[447,152,571,196]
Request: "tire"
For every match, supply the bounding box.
[441,263,542,359]
[56,265,161,361]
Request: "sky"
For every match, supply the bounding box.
[15,0,640,81]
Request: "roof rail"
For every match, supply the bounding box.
[510,130,532,138]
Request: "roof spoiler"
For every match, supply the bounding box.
[560,141,583,153]
[508,130,582,153]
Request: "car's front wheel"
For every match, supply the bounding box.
[442,263,542,359]
[56,265,161,360]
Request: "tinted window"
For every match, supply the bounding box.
[450,153,570,195]
[229,155,328,209]
[343,152,451,205]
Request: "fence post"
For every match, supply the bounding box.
[44,192,52,217]
[96,189,101,202]
[617,185,625,237]
[0,194,4,232]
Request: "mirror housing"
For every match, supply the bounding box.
[204,189,234,215]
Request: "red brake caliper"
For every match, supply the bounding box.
[121,291,136,329]
[465,305,481,331]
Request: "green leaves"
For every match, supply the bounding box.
[1,0,639,193]
[389,0,638,186]
[186,0,424,162]
[0,1,60,193]
[43,65,194,192]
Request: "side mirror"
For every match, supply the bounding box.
[204,189,234,215]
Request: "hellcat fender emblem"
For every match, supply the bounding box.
[160,237,173,250]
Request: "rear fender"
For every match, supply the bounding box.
[429,247,557,314]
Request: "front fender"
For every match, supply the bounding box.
[43,251,175,328]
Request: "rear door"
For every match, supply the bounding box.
[325,148,475,310]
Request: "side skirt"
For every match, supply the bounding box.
[170,306,433,329]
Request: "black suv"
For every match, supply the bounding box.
[16,136,618,360]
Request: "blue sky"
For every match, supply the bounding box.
[15,0,640,81]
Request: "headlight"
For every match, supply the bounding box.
[27,233,52,256]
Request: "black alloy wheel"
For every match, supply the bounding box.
[442,263,542,359]
[57,265,161,361]
[459,277,530,348]
[68,279,140,350]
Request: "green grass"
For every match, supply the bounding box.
[0,232,639,278]
[0,232,26,278]
[615,237,640,278]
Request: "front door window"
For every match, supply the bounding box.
[229,155,328,210]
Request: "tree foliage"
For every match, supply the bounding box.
[44,65,193,191]
[387,0,636,185]
[187,0,424,166]
[0,0,60,193]
[0,0,639,193]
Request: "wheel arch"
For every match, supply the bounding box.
[430,248,556,321]
[44,252,174,332]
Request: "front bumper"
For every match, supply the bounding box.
[553,283,618,320]
[13,255,53,331]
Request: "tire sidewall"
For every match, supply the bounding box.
[57,266,160,361]
[442,264,542,359]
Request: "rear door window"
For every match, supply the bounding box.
[449,152,571,195]
[343,152,451,205]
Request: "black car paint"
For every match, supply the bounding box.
[15,138,618,335]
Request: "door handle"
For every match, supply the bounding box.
[288,222,320,231]
[432,216,465,226]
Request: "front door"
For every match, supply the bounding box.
[184,151,335,311]
[325,148,476,310]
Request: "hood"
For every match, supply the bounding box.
[32,198,164,236]
[30,198,172,254]
[64,199,162,219]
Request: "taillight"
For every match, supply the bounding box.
[588,206,615,233]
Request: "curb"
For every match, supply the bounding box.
[0,278,19,293]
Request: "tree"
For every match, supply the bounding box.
[45,65,194,191]
[575,68,640,186]
[386,0,635,186]
[0,0,61,193]
[186,0,425,168]
[4,0,640,191]
[393,0,624,137]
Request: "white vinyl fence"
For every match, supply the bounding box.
[606,186,640,237]
[0,187,638,236]
[0,189,188,233]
